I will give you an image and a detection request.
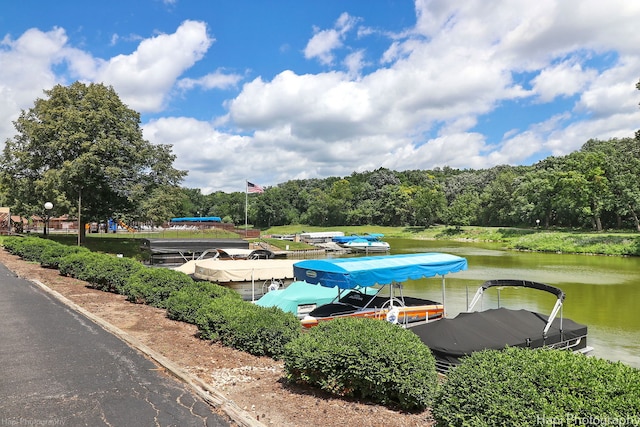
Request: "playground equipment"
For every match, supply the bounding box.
[117,219,136,233]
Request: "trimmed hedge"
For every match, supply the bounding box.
[121,267,196,308]
[195,297,301,359]
[282,317,438,410]
[58,251,104,280]
[433,346,640,427]
[58,251,144,292]
[39,244,88,269]
[3,236,63,262]
[165,280,241,324]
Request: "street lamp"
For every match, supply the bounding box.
[44,202,53,236]
[536,219,540,229]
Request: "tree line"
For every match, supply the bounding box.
[180,136,640,232]
[1,81,639,233]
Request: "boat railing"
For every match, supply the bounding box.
[467,279,566,339]
[547,335,588,351]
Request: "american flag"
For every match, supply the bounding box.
[247,181,264,194]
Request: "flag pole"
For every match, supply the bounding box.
[244,179,248,235]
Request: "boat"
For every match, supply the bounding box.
[342,239,390,253]
[409,279,591,374]
[140,238,250,266]
[332,233,391,253]
[173,248,274,275]
[191,258,298,301]
[294,253,468,328]
[255,280,344,319]
[255,281,379,319]
[212,248,274,260]
[331,233,385,244]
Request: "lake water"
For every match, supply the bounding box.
[382,237,640,369]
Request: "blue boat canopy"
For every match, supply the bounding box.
[294,253,468,289]
[332,234,384,244]
[170,217,221,222]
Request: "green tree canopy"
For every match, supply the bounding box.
[1,82,186,231]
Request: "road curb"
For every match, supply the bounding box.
[30,278,265,427]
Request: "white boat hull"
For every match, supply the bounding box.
[343,241,390,252]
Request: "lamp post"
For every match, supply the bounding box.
[536,219,540,229]
[44,202,53,236]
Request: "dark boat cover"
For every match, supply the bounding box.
[410,308,588,366]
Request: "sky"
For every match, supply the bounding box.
[1,0,639,193]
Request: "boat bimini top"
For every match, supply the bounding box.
[293,253,468,289]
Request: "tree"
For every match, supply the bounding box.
[1,82,185,239]
[327,179,353,225]
[376,185,413,226]
[411,185,446,227]
[139,186,189,228]
[479,167,520,226]
[582,138,640,231]
[513,165,558,227]
[562,151,613,231]
[302,188,330,226]
[443,191,480,229]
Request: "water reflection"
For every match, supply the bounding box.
[383,237,640,369]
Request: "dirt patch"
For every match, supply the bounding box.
[0,250,434,427]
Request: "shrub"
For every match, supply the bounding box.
[121,267,194,308]
[195,297,301,359]
[40,244,89,269]
[433,347,640,427]
[59,251,143,292]
[3,237,61,262]
[58,251,106,281]
[283,317,438,410]
[91,255,144,292]
[2,236,26,255]
[165,281,241,324]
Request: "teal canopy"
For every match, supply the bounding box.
[255,281,339,314]
[293,253,468,289]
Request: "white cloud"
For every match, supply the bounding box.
[93,20,213,112]
[177,69,242,91]
[343,50,367,78]
[0,20,214,146]
[304,12,359,65]
[0,27,69,142]
[575,55,640,118]
[531,60,597,102]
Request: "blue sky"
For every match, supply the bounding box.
[1,0,639,193]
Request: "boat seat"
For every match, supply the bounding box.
[339,291,377,307]
[308,302,360,317]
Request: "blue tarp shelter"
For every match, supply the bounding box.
[170,217,221,222]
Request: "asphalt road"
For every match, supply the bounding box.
[0,263,230,426]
